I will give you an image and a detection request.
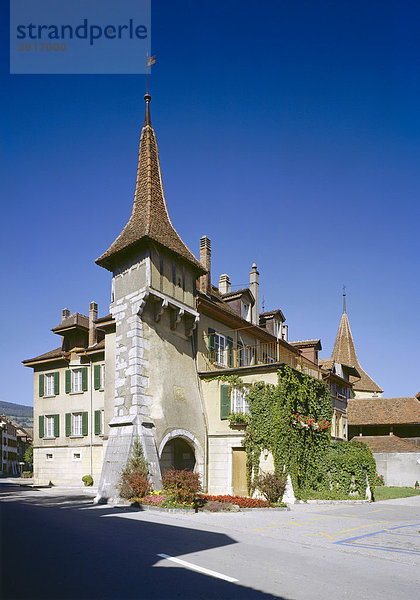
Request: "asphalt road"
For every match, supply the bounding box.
[1,481,419,600]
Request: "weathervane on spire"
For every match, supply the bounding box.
[146,52,156,95]
[342,284,347,313]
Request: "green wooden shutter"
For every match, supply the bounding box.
[227,336,234,367]
[82,367,88,392]
[65,413,71,437]
[94,410,101,435]
[39,415,44,438]
[39,374,44,397]
[82,412,88,436]
[208,328,215,362]
[54,372,60,395]
[65,370,71,394]
[220,385,231,420]
[94,365,101,390]
[53,414,59,438]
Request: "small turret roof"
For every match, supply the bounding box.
[331,297,383,393]
[96,95,205,274]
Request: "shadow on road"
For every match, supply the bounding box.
[0,484,290,600]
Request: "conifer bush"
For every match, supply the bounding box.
[118,438,151,500]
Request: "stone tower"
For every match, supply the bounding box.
[95,95,207,503]
[331,293,383,398]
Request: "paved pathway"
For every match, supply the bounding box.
[1,481,419,599]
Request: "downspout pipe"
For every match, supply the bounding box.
[191,333,208,492]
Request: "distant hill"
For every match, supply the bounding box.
[0,400,33,429]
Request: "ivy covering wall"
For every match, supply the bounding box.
[240,365,376,498]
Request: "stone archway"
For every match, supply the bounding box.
[158,429,204,481]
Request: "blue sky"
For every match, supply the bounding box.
[1,0,419,405]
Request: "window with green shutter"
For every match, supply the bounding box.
[94,364,101,390]
[65,413,71,437]
[65,370,71,394]
[82,367,88,392]
[39,374,44,397]
[82,412,88,436]
[94,410,101,435]
[220,384,231,420]
[39,415,44,438]
[54,372,60,395]
[53,414,59,437]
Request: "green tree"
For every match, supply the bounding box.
[23,444,33,464]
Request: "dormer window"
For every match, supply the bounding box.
[241,300,251,321]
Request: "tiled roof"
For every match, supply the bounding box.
[96,95,205,274]
[350,435,420,453]
[348,397,420,425]
[51,313,89,332]
[22,347,64,363]
[331,311,383,393]
[221,288,254,302]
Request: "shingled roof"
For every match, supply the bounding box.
[331,299,383,394]
[348,397,420,425]
[350,435,420,453]
[96,95,205,274]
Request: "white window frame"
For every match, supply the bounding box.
[71,412,82,437]
[71,369,82,394]
[232,386,250,414]
[214,333,227,367]
[100,409,105,435]
[44,374,55,397]
[241,300,251,322]
[45,415,55,438]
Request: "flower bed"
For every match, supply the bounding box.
[200,494,270,508]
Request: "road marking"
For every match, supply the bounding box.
[339,522,384,533]
[335,521,420,556]
[303,532,335,540]
[290,522,303,527]
[156,554,238,583]
[309,516,340,521]
[253,524,282,531]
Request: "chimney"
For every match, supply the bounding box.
[89,301,98,347]
[249,263,259,325]
[62,308,70,320]
[199,236,211,295]
[218,274,231,295]
[282,324,288,341]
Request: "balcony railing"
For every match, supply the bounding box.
[205,341,321,379]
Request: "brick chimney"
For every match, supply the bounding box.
[199,236,211,295]
[249,263,259,325]
[218,274,231,295]
[89,301,98,347]
[62,308,70,320]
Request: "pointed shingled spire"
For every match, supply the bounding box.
[331,297,383,394]
[96,94,206,274]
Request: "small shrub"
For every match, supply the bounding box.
[119,473,151,499]
[202,501,237,512]
[375,473,385,487]
[82,475,94,487]
[21,471,32,479]
[254,472,286,503]
[415,481,419,489]
[162,469,202,503]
